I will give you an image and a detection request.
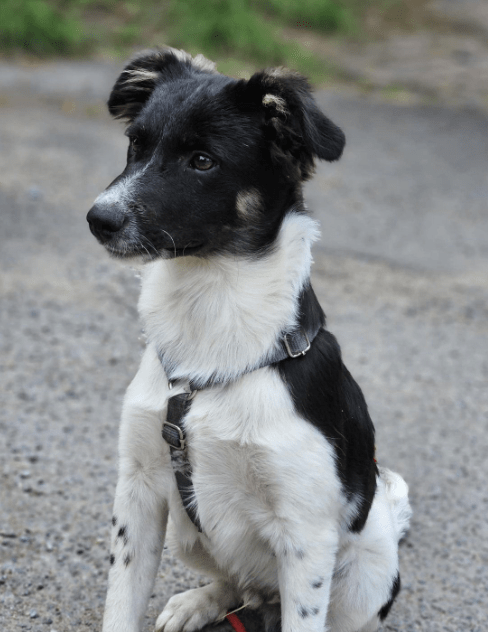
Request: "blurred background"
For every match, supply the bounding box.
[1,2,488,632]
[1,0,488,105]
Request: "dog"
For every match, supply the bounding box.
[87,48,411,632]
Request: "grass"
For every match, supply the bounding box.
[5,0,427,84]
[253,0,357,34]
[0,0,362,78]
[0,0,84,55]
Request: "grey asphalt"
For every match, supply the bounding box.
[1,61,487,632]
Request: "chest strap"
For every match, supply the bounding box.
[161,325,320,532]
[162,384,203,530]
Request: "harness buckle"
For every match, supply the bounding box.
[162,421,187,451]
[283,329,311,358]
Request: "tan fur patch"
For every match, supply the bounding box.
[192,53,217,74]
[236,189,263,220]
[264,67,294,79]
[123,48,217,87]
[168,48,217,74]
[262,94,287,114]
[123,69,160,84]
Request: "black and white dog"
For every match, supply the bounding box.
[87,48,411,632]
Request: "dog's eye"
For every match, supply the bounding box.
[129,136,139,148]
[191,154,214,171]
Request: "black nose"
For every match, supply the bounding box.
[87,203,127,243]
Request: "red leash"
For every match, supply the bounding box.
[226,613,247,632]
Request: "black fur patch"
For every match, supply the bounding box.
[123,553,132,567]
[112,516,117,527]
[298,606,319,619]
[378,573,401,621]
[312,578,323,589]
[263,603,281,632]
[117,526,128,545]
[278,284,377,533]
[109,554,115,566]
[298,606,308,619]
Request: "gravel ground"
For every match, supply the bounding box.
[1,60,487,632]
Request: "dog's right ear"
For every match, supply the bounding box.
[107,48,217,122]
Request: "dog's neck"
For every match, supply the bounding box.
[138,211,320,385]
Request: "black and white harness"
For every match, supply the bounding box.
[161,314,322,531]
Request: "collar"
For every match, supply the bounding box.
[159,283,325,391]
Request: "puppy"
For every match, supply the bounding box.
[87,48,411,632]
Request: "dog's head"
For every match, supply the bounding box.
[87,48,345,260]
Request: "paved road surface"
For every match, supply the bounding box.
[1,62,487,632]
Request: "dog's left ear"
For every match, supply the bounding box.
[234,68,345,179]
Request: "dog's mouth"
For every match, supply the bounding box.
[105,239,205,260]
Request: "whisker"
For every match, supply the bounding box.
[137,240,152,259]
[138,233,159,259]
[127,203,177,258]
[158,228,177,259]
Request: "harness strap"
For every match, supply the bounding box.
[162,390,203,531]
[226,613,248,632]
[161,325,320,531]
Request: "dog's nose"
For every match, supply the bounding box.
[87,203,127,243]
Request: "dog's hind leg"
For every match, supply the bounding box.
[326,471,410,632]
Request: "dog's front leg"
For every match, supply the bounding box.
[102,457,169,632]
[277,526,339,632]
[103,349,173,632]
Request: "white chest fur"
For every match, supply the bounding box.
[166,366,342,596]
[138,212,320,385]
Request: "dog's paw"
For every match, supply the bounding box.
[155,582,237,632]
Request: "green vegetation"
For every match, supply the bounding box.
[167,0,288,66]
[0,0,368,79]
[0,0,84,55]
[254,0,356,34]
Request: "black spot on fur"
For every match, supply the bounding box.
[109,554,115,566]
[295,549,305,560]
[117,525,128,545]
[298,606,309,619]
[112,516,117,527]
[312,578,323,589]
[278,284,377,533]
[123,553,132,567]
[298,606,319,619]
[378,573,401,621]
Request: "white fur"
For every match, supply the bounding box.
[140,213,319,385]
[101,212,411,632]
[94,162,151,209]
